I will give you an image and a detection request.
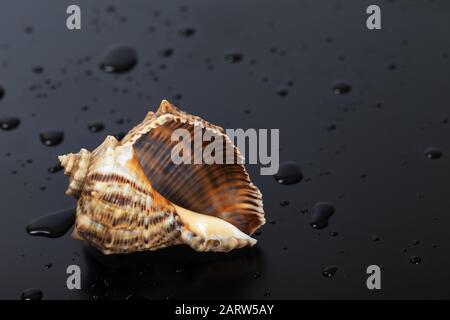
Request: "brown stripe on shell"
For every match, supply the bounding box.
[132,114,264,235]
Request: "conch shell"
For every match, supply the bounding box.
[59,100,265,254]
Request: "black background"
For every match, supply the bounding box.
[1,0,449,299]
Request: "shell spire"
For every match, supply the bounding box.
[58,149,91,197]
[59,100,265,254]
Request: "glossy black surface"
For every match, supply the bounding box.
[1,0,450,299]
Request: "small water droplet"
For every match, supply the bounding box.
[274,162,303,185]
[253,272,261,279]
[0,117,20,130]
[48,163,63,174]
[280,200,290,207]
[178,27,195,37]
[310,202,335,229]
[88,122,105,133]
[32,66,44,74]
[322,266,338,278]
[224,50,243,63]
[329,231,339,237]
[44,263,53,269]
[99,45,138,73]
[276,87,288,97]
[39,131,64,146]
[26,208,76,238]
[21,288,43,300]
[387,63,397,70]
[410,256,421,264]
[372,236,380,242]
[24,26,34,34]
[412,239,420,246]
[332,81,351,95]
[425,147,442,159]
[159,48,174,58]
[105,5,116,13]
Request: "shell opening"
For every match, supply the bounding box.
[58,149,91,197]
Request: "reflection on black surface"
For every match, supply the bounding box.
[82,244,265,299]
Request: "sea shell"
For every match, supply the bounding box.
[59,100,265,254]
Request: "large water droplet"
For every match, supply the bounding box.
[425,147,442,159]
[21,288,43,300]
[322,266,338,278]
[225,50,243,63]
[274,162,303,185]
[39,131,64,146]
[26,208,76,238]
[310,202,335,229]
[0,117,20,130]
[332,81,351,95]
[99,45,138,73]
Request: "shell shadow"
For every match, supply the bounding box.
[81,243,266,299]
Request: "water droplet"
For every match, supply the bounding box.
[39,131,64,146]
[26,208,76,238]
[412,239,420,246]
[425,147,442,159]
[44,263,53,269]
[322,266,338,278]
[178,27,195,37]
[105,5,116,13]
[224,50,243,63]
[329,231,339,237]
[410,256,421,264]
[24,26,34,34]
[387,63,397,70]
[21,288,43,300]
[0,117,20,130]
[159,48,174,58]
[99,45,138,73]
[88,122,105,133]
[310,202,335,229]
[372,236,380,242]
[274,162,303,185]
[32,66,44,74]
[280,200,290,207]
[276,87,288,97]
[253,272,261,279]
[327,124,337,131]
[48,163,63,174]
[332,81,351,95]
